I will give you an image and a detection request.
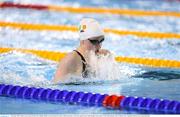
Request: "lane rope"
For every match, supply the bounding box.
[1,47,180,68]
[0,21,180,39]
[0,84,179,113]
[0,2,180,18]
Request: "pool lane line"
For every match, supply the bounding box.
[0,84,179,114]
[0,47,66,62]
[166,0,180,2]
[0,2,48,10]
[0,21,180,39]
[0,2,180,18]
[0,47,180,68]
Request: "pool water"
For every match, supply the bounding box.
[0,0,180,114]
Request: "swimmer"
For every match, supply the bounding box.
[52,18,111,83]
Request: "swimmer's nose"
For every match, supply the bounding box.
[96,44,101,49]
[95,45,100,53]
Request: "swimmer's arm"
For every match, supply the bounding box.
[53,53,76,84]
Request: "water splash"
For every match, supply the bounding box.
[88,52,133,81]
[51,50,144,85]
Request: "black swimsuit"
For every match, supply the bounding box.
[73,50,89,78]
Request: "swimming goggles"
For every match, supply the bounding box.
[88,38,104,45]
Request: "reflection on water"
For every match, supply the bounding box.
[134,70,180,81]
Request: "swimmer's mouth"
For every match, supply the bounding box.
[95,50,99,53]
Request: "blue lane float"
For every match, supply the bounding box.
[0,84,179,114]
[0,84,108,106]
[120,96,179,114]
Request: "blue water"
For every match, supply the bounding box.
[0,0,180,114]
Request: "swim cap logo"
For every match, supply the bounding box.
[79,25,86,33]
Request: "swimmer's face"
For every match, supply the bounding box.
[87,35,104,52]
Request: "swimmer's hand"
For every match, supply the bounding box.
[96,49,111,56]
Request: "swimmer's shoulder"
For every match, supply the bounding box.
[61,51,81,65]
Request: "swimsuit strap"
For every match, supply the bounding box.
[73,50,88,78]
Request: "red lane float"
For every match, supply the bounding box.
[0,2,48,10]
